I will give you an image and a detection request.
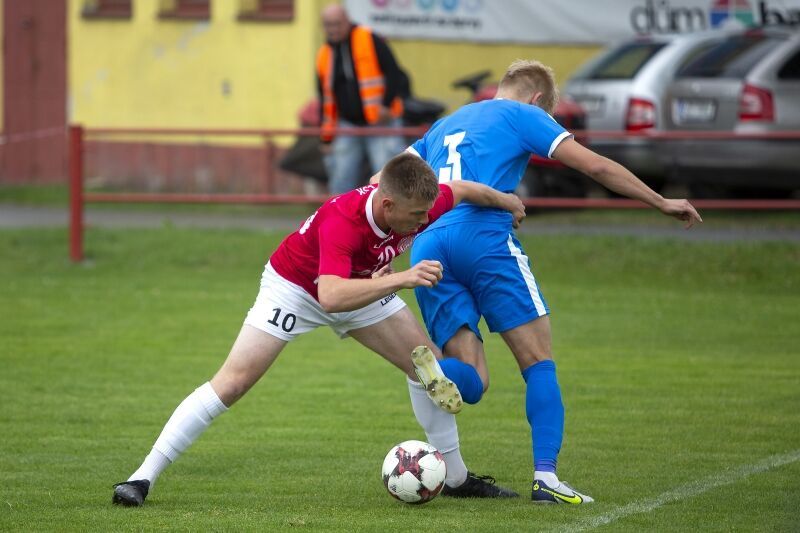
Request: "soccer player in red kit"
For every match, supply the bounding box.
[112,153,525,506]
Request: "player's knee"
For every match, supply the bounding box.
[210,372,252,407]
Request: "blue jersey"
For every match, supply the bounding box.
[409,99,571,229]
[410,99,570,347]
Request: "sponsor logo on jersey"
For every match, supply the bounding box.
[374,235,395,248]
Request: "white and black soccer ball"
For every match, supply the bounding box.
[381,440,446,504]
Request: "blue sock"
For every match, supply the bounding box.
[522,360,563,474]
[439,358,484,404]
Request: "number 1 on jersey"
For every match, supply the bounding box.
[438,131,466,183]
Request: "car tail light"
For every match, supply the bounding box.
[625,98,656,131]
[738,83,774,122]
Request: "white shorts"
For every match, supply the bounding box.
[243,263,407,341]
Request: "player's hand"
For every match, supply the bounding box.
[402,260,443,289]
[372,263,394,278]
[504,193,526,228]
[658,198,703,229]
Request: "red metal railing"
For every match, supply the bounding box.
[84,126,800,140]
[68,124,800,262]
[69,125,84,262]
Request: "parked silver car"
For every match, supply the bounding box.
[660,29,800,197]
[564,31,735,189]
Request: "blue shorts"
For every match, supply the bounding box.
[410,224,549,349]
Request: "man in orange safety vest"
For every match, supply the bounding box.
[316,5,407,193]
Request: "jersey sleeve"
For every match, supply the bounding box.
[406,117,445,160]
[318,217,360,279]
[421,184,455,230]
[516,104,573,159]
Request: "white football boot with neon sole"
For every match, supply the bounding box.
[411,346,463,414]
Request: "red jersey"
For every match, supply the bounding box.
[269,184,454,300]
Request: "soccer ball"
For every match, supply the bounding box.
[381,440,446,504]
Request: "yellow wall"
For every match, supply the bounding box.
[68,0,601,132]
[391,41,602,110]
[69,0,331,130]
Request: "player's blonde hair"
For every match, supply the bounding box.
[379,152,439,203]
[499,59,559,114]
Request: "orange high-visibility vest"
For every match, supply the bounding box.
[316,26,403,142]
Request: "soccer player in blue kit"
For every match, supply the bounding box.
[397,60,703,503]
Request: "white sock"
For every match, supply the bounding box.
[129,382,228,486]
[128,449,171,486]
[534,470,559,486]
[407,378,468,487]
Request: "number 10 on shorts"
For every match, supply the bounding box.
[268,307,296,333]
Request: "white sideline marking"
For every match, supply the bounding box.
[562,449,800,532]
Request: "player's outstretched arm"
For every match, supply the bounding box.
[446,181,526,228]
[317,260,443,313]
[552,138,703,228]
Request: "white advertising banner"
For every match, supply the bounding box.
[344,0,800,45]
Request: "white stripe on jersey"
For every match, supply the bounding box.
[548,131,573,158]
[405,145,421,158]
[365,187,389,238]
[506,234,547,316]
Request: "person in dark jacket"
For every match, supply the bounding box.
[317,5,406,193]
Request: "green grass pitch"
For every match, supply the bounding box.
[1,226,798,531]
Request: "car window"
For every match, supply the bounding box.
[675,40,720,71]
[676,35,786,78]
[777,49,800,80]
[581,42,667,80]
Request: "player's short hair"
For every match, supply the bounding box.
[499,59,559,114]
[379,152,440,203]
